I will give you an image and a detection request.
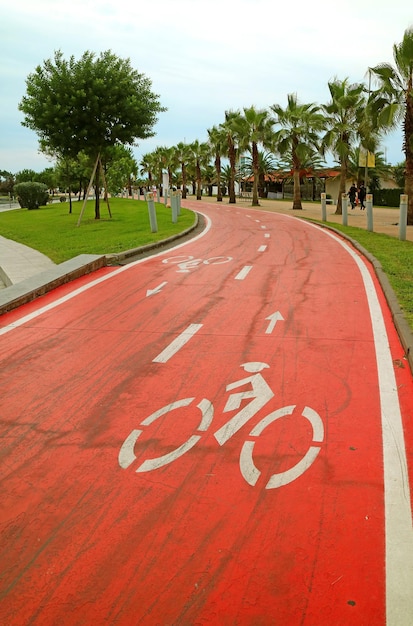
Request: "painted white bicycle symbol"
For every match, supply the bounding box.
[118,362,324,489]
[162,255,233,273]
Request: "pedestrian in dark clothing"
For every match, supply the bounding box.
[348,183,357,209]
[358,183,366,209]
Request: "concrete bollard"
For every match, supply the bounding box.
[170,191,178,223]
[399,194,408,241]
[366,194,373,232]
[177,190,181,216]
[321,193,327,221]
[146,192,158,233]
[342,193,348,226]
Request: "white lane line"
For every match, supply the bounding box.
[235,266,253,280]
[264,233,270,238]
[261,225,267,229]
[258,245,267,252]
[153,323,203,363]
[0,212,212,337]
[304,219,413,624]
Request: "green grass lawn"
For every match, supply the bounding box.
[0,197,196,264]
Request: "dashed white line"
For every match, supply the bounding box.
[235,266,253,280]
[153,323,203,363]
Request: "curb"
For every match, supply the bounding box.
[0,255,107,315]
[0,214,201,317]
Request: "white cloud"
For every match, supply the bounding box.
[1,0,411,172]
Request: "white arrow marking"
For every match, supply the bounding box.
[265,311,284,334]
[146,281,168,297]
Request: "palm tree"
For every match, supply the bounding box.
[220,110,241,204]
[369,26,413,224]
[188,140,211,200]
[235,106,274,206]
[139,152,156,189]
[271,94,325,210]
[220,164,232,196]
[393,161,406,188]
[157,145,178,194]
[207,125,227,202]
[321,78,373,214]
[174,142,192,199]
[203,164,216,196]
[242,150,278,196]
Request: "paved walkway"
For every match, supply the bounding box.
[234,197,413,241]
[0,235,55,288]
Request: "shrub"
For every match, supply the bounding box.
[13,182,49,210]
[373,188,404,207]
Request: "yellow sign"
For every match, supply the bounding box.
[359,146,375,168]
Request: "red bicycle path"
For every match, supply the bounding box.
[0,201,412,625]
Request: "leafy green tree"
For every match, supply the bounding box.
[271,94,325,210]
[103,145,138,196]
[37,167,58,193]
[19,49,166,219]
[369,26,413,223]
[321,78,373,214]
[0,170,15,194]
[15,169,38,183]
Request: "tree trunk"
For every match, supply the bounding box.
[292,169,302,210]
[94,167,100,219]
[228,140,236,204]
[181,164,187,199]
[196,161,202,200]
[216,155,222,202]
[404,90,413,225]
[252,142,260,206]
[335,159,347,215]
[292,140,302,210]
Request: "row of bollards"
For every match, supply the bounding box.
[146,190,182,233]
[321,193,409,241]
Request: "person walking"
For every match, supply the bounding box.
[358,183,366,210]
[348,183,357,210]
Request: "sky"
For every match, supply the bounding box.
[1,0,412,175]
